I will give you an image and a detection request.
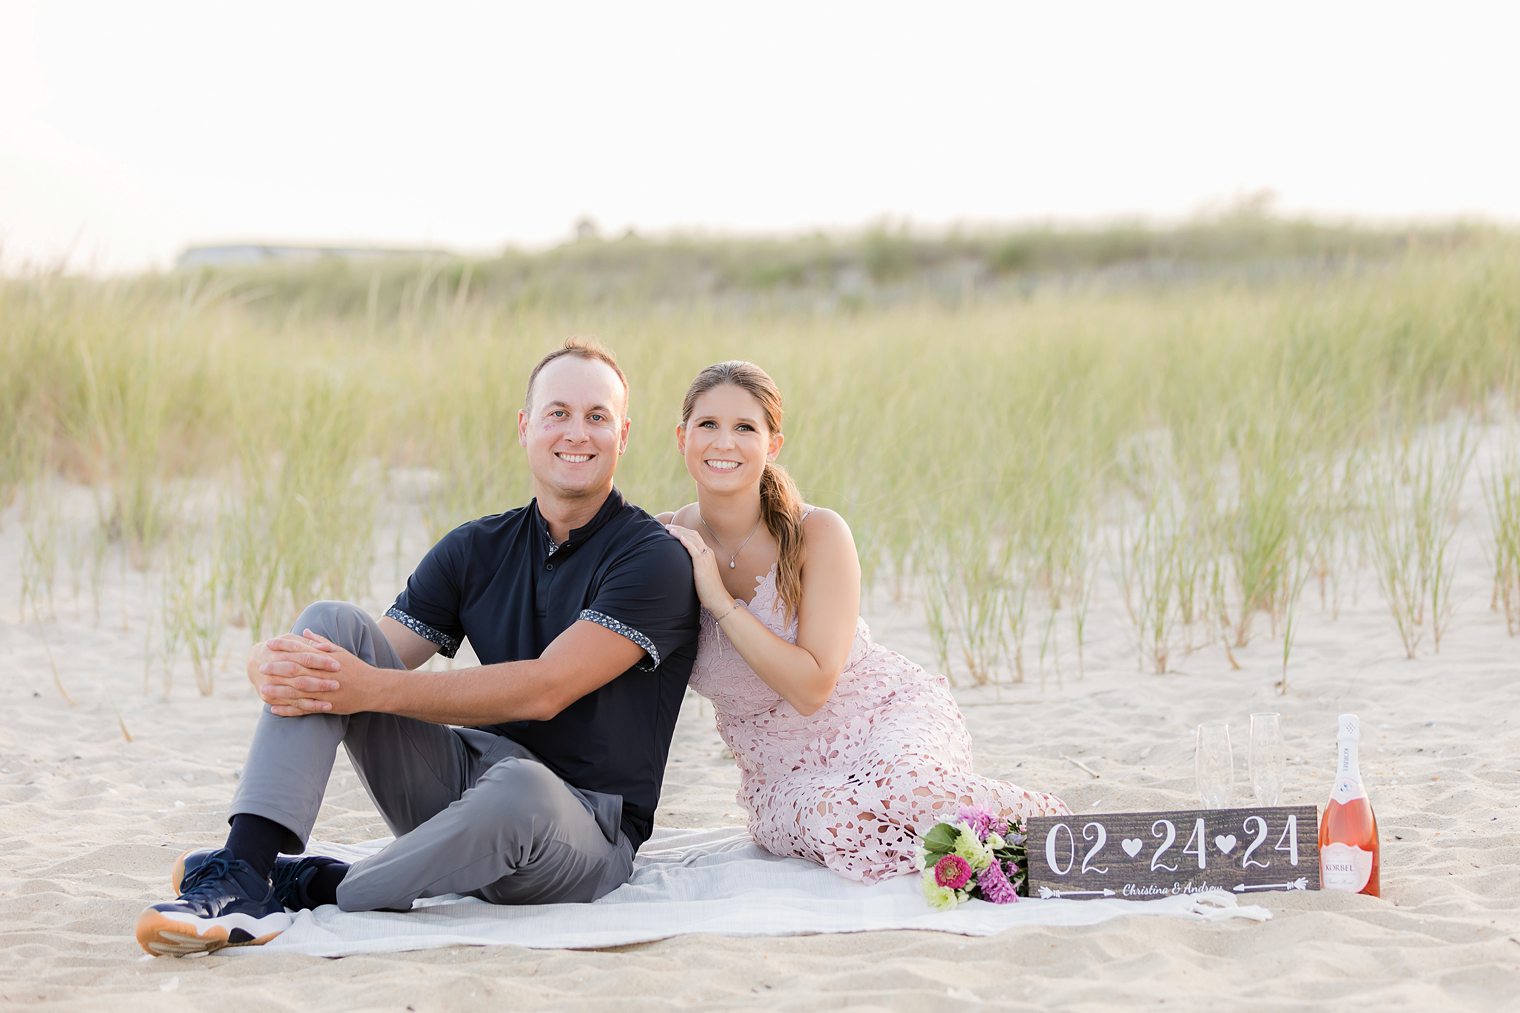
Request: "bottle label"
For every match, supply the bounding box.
[1321,843,1373,892]
[1330,777,1367,805]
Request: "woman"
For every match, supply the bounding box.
[660,361,1069,883]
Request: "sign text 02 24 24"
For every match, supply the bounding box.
[1025,805,1320,900]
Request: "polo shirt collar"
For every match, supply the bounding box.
[531,487,626,554]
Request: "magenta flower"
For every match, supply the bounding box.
[977,859,1021,904]
[957,806,995,839]
[934,854,973,890]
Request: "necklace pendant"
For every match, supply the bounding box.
[728,560,737,569]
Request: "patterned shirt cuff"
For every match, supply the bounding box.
[579,610,660,671]
[385,605,460,658]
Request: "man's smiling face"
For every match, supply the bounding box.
[518,354,630,504]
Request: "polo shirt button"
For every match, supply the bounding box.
[545,563,553,571]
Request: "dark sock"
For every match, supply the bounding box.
[303,861,349,908]
[224,814,288,880]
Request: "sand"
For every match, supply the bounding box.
[2,474,1518,1011]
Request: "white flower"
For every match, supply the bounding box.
[920,869,961,911]
[952,822,994,871]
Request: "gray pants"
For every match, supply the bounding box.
[229,601,635,912]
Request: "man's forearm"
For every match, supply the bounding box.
[345,619,645,726]
[370,659,562,726]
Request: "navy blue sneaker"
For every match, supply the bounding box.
[175,848,345,911]
[271,854,347,910]
[136,849,292,956]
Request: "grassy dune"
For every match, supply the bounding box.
[4,220,1519,688]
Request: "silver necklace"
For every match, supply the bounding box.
[697,512,763,569]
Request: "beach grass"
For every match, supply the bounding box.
[4,221,1519,687]
[1481,439,1520,635]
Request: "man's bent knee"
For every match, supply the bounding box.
[293,600,369,640]
[471,758,566,820]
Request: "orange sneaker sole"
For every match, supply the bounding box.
[135,907,284,957]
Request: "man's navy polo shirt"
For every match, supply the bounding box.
[384,487,698,850]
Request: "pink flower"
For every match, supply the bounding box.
[934,854,973,890]
[976,859,1021,904]
[957,806,995,839]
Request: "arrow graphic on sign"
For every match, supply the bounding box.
[1232,878,1309,893]
[1037,886,1117,899]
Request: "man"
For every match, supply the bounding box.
[136,338,699,956]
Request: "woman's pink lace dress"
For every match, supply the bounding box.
[689,564,1071,883]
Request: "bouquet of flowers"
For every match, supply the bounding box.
[917,806,1028,910]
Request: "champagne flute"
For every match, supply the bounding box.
[1195,721,1233,809]
[1250,712,1285,806]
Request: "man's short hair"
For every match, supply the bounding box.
[524,337,630,413]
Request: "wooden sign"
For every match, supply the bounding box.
[1026,805,1319,900]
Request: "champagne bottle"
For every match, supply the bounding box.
[1319,713,1380,896]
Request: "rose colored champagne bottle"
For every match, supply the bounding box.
[1319,713,1380,896]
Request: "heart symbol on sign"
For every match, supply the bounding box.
[1214,834,1238,854]
[1121,838,1144,858]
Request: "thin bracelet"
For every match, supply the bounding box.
[714,606,738,624]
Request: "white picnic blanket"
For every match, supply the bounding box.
[256,826,1270,956]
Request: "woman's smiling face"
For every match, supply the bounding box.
[679,383,783,492]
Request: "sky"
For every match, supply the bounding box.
[2,0,1518,275]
